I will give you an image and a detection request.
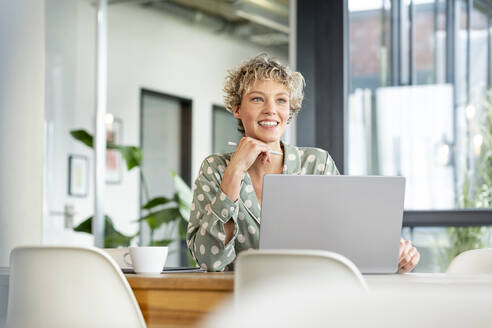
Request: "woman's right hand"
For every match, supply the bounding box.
[229,137,272,173]
[220,137,270,204]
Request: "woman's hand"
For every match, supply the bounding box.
[229,137,273,173]
[220,137,272,203]
[398,238,420,273]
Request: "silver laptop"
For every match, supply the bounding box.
[259,175,405,274]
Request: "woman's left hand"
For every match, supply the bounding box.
[398,238,420,273]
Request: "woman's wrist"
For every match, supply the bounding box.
[221,165,244,202]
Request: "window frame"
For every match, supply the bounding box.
[296,0,492,226]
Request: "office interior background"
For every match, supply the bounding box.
[1,0,492,272]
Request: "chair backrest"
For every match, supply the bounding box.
[7,246,146,328]
[446,248,492,274]
[203,280,492,328]
[234,249,368,303]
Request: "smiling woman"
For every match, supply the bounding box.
[186,54,420,273]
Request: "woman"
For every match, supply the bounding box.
[186,54,420,273]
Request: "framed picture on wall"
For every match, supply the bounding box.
[68,155,88,197]
[106,117,123,184]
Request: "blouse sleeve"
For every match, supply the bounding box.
[322,152,340,175]
[186,155,240,271]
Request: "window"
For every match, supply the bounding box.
[212,105,242,154]
[347,0,492,271]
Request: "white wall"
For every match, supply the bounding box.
[45,2,288,250]
[0,0,45,267]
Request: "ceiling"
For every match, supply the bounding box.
[108,0,290,51]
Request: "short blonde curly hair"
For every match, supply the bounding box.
[223,53,305,135]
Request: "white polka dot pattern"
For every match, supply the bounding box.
[188,144,338,271]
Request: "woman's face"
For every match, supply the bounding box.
[233,79,290,145]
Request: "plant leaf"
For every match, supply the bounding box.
[171,171,192,203]
[150,239,174,246]
[73,214,134,247]
[173,192,191,222]
[70,129,142,170]
[171,171,192,221]
[138,208,180,230]
[142,196,172,210]
[185,250,197,267]
[112,145,142,171]
[178,218,188,240]
[70,129,94,148]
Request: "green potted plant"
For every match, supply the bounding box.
[444,90,492,268]
[69,129,195,265]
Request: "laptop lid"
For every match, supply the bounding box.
[259,175,405,274]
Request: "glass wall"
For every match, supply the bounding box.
[348,0,492,271]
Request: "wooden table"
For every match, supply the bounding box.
[125,272,233,328]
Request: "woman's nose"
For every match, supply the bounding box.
[263,99,277,114]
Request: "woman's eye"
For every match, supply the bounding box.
[277,98,287,104]
[252,97,263,102]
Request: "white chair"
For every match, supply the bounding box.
[446,248,492,274]
[7,246,146,328]
[203,279,492,328]
[234,249,368,304]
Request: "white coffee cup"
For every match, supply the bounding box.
[123,246,168,274]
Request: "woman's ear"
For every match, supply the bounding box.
[232,105,240,119]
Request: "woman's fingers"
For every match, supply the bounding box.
[400,251,420,273]
[234,137,273,170]
[398,239,411,265]
[397,239,420,273]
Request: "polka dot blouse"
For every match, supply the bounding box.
[186,142,339,272]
